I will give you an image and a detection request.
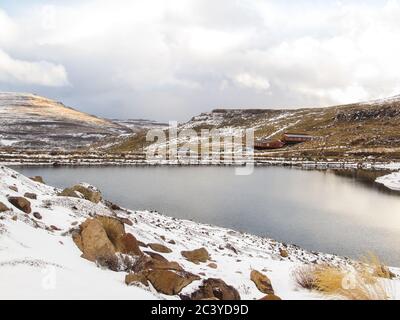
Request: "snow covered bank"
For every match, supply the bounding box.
[0,165,399,300]
[376,172,400,191]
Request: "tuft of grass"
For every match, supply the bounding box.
[292,260,395,300]
[292,264,320,290]
[359,252,396,280]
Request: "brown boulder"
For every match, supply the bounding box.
[0,201,9,212]
[144,251,169,262]
[24,193,37,200]
[279,248,289,258]
[125,272,149,287]
[132,254,183,273]
[117,233,142,256]
[147,270,200,295]
[33,212,42,220]
[8,197,32,214]
[260,294,282,301]
[148,259,183,271]
[138,241,148,248]
[9,186,18,192]
[183,278,240,300]
[207,263,218,269]
[30,176,45,184]
[148,243,172,253]
[95,215,125,246]
[118,217,133,226]
[79,219,116,261]
[181,247,209,264]
[72,231,84,252]
[250,270,274,294]
[59,184,102,203]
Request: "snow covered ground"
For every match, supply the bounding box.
[0,165,399,300]
[376,172,400,191]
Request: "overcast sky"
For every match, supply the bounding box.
[1,0,400,121]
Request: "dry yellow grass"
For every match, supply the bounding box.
[292,257,395,300]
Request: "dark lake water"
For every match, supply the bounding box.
[13,166,400,266]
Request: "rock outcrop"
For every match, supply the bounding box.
[181,247,210,264]
[279,248,289,258]
[59,184,102,203]
[7,196,31,214]
[148,243,172,253]
[146,270,200,296]
[250,270,274,294]
[29,176,45,184]
[79,219,116,262]
[95,215,125,246]
[0,201,9,212]
[125,272,149,287]
[182,278,240,300]
[260,294,282,300]
[117,233,142,256]
[24,192,37,200]
[72,216,142,262]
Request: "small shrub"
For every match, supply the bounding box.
[96,254,121,272]
[292,264,319,290]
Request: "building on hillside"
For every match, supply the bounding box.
[281,133,314,144]
[254,139,285,150]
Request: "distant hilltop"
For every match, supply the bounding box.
[0,92,164,150]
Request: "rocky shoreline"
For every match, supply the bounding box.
[0,165,399,300]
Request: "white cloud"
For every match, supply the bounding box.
[0,49,69,87]
[2,1,400,119]
[233,73,270,91]
[0,9,18,47]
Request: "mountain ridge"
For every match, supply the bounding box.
[0,92,130,149]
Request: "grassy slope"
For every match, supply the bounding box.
[107,97,400,160]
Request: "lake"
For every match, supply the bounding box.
[13,166,400,266]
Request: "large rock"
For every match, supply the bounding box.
[260,294,282,301]
[24,192,37,200]
[144,251,169,262]
[59,184,102,203]
[181,247,209,264]
[79,219,116,261]
[182,278,240,300]
[250,270,274,294]
[0,201,9,212]
[146,270,200,295]
[148,259,183,271]
[30,176,45,184]
[279,248,289,258]
[73,216,144,261]
[72,231,84,252]
[95,215,125,246]
[117,233,142,256]
[7,197,31,214]
[148,243,172,254]
[125,272,149,287]
[132,254,183,272]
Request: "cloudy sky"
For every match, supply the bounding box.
[1,0,400,121]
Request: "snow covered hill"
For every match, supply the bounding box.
[0,92,130,150]
[0,165,399,300]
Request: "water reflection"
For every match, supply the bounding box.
[12,166,400,266]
